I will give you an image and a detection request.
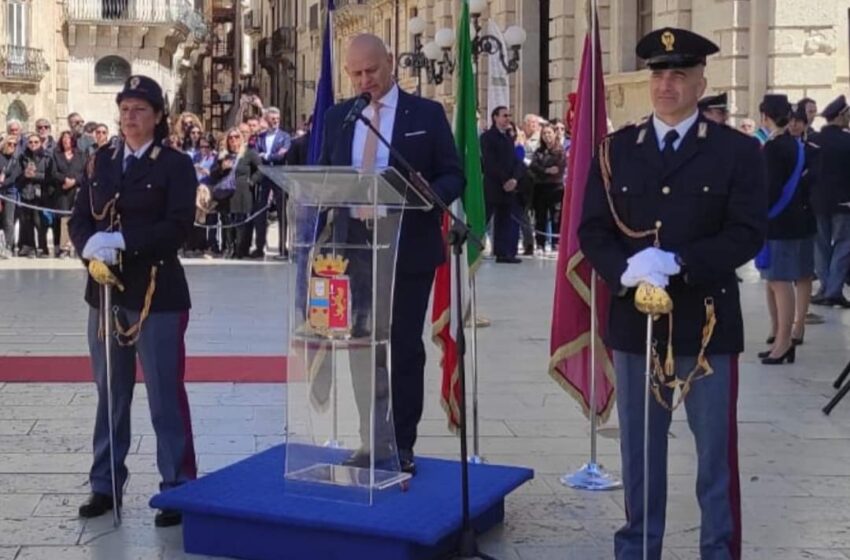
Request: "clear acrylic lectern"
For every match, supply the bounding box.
[260,165,432,505]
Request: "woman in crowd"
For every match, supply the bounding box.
[529,123,566,255]
[16,133,53,257]
[758,94,813,365]
[185,136,219,257]
[208,126,263,259]
[51,130,86,258]
[0,134,20,256]
[183,125,204,160]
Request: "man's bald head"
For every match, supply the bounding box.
[345,33,395,101]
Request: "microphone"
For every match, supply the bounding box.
[343,92,372,127]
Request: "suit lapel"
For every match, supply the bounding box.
[336,100,356,166]
[389,89,412,171]
[123,143,156,186]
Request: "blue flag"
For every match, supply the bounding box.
[307,0,335,165]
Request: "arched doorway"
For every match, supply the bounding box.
[6,99,28,127]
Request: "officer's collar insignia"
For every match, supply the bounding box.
[150,146,161,160]
[661,31,675,52]
[636,127,647,145]
[698,122,708,138]
[130,76,140,89]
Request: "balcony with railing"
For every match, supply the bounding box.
[66,0,208,38]
[271,25,295,57]
[0,45,49,84]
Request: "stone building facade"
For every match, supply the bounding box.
[0,0,61,129]
[284,0,850,130]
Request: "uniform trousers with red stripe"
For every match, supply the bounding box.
[86,306,197,499]
[612,351,741,560]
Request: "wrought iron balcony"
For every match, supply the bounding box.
[0,45,48,84]
[66,0,208,39]
[271,25,295,57]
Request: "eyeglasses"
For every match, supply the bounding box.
[5,142,16,147]
[36,125,50,130]
[71,120,83,126]
[27,140,40,145]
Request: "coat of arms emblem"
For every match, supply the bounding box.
[307,253,351,337]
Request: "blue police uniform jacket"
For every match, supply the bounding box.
[807,124,850,215]
[69,141,197,312]
[578,115,767,356]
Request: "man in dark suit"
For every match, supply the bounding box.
[253,107,291,259]
[481,106,525,263]
[318,33,464,474]
[579,28,766,559]
[808,95,850,307]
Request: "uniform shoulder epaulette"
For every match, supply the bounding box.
[608,122,636,138]
[807,141,821,149]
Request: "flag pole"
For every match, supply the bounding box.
[562,0,621,492]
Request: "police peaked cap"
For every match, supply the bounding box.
[116,75,165,111]
[636,27,719,69]
[698,92,728,111]
[821,95,849,120]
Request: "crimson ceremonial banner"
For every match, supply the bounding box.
[548,20,616,422]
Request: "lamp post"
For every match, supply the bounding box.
[423,28,456,85]
[468,0,527,74]
[397,16,429,95]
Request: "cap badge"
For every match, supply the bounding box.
[661,31,675,52]
[130,76,140,89]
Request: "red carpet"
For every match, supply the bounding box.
[0,356,288,383]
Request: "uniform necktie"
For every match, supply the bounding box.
[662,129,679,164]
[123,154,138,175]
[361,102,383,173]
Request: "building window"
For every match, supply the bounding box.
[6,100,27,126]
[95,56,131,85]
[638,0,653,44]
[6,0,28,48]
[384,18,392,45]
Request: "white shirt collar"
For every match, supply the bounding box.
[652,110,699,149]
[124,139,154,160]
[374,83,399,110]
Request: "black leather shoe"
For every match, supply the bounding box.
[495,256,522,264]
[154,508,182,527]
[399,457,417,476]
[831,297,850,309]
[249,249,265,259]
[78,493,119,518]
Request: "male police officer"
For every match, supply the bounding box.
[698,92,729,125]
[809,95,850,307]
[579,28,766,559]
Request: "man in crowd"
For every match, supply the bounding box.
[698,92,729,124]
[34,118,55,152]
[810,95,850,308]
[481,105,525,263]
[94,124,111,149]
[252,107,291,260]
[318,33,464,474]
[245,115,261,150]
[579,27,765,559]
[800,97,818,134]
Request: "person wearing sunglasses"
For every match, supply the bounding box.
[94,124,111,149]
[34,118,55,152]
[15,133,53,257]
[51,130,86,258]
[0,134,20,257]
[69,74,198,528]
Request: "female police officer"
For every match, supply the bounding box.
[69,75,197,527]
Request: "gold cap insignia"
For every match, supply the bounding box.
[661,31,675,52]
[130,76,140,89]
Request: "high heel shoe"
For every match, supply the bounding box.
[792,336,804,346]
[757,350,771,359]
[761,345,796,365]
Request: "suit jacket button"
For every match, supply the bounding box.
[703,185,710,192]
[146,184,152,189]
[662,186,671,195]
[654,220,662,228]
[621,186,628,192]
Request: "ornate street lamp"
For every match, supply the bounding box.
[468,0,527,74]
[423,27,456,85]
[397,16,429,95]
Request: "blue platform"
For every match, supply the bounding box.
[151,445,533,560]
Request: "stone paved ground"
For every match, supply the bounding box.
[1,255,850,559]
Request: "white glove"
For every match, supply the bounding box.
[620,267,670,289]
[82,232,126,260]
[627,247,681,278]
[92,247,118,265]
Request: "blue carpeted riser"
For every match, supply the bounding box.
[182,501,505,560]
[152,445,532,560]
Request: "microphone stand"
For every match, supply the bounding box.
[355,113,495,560]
